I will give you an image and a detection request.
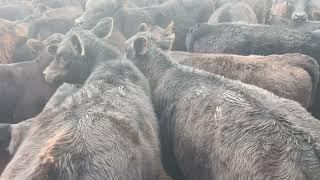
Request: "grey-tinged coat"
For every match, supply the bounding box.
[171,51,319,110]
[209,2,258,24]
[1,18,162,180]
[185,22,320,117]
[216,0,273,23]
[76,0,215,51]
[126,24,320,180]
[271,0,313,23]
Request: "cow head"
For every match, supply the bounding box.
[44,17,114,84]
[26,33,64,70]
[285,0,312,23]
[75,0,127,29]
[126,22,175,59]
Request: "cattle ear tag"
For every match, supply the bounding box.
[71,35,86,57]
[134,36,148,55]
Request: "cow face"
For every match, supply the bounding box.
[75,0,125,29]
[126,23,175,59]
[44,17,114,84]
[286,0,312,23]
[26,34,64,69]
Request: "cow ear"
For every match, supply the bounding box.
[47,44,58,56]
[44,33,64,46]
[133,36,148,55]
[27,39,44,53]
[157,33,175,50]
[71,35,85,56]
[91,17,114,38]
[138,23,148,32]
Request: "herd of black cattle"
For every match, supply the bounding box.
[0,0,319,179]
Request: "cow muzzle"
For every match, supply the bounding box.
[292,11,307,23]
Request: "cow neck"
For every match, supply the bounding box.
[85,37,123,70]
[83,41,123,85]
[135,46,176,91]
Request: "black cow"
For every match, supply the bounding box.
[0,18,163,180]
[75,0,215,51]
[0,37,59,124]
[32,0,87,8]
[271,0,313,24]
[186,22,320,118]
[209,2,258,24]
[126,23,320,180]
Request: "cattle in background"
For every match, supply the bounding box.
[126,23,320,180]
[1,17,163,180]
[313,11,320,20]
[27,17,75,40]
[186,22,320,117]
[75,0,215,51]
[186,23,320,60]
[311,0,320,20]
[0,19,34,63]
[271,0,314,23]
[171,52,319,110]
[265,11,320,31]
[19,4,83,24]
[14,5,83,41]
[209,2,258,24]
[0,2,33,21]
[32,0,87,8]
[0,36,59,124]
[0,0,31,4]
[131,0,168,7]
[215,0,273,23]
